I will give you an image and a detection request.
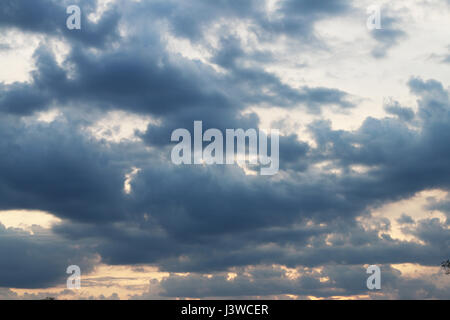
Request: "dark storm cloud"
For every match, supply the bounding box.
[0,82,51,115]
[0,0,120,47]
[155,266,330,298]
[0,223,96,288]
[406,218,450,247]
[309,78,450,197]
[0,42,232,116]
[52,163,449,273]
[133,264,450,299]
[0,46,65,115]
[0,0,449,298]
[0,37,354,119]
[4,77,450,279]
[0,0,355,114]
[0,117,131,223]
[129,33,353,146]
[141,110,260,147]
[81,77,450,272]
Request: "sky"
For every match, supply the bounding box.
[0,0,449,300]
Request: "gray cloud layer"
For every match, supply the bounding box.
[0,0,448,299]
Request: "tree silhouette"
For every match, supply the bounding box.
[441,260,450,275]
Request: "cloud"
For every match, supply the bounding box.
[0,116,130,223]
[211,36,355,113]
[396,214,415,225]
[370,14,407,59]
[0,0,449,299]
[384,100,415,122]
[133,264,450,299]
[0,0,120,47]
[426,195,450,225]
[126,0,352,44]
[0,223,97,288]
[1,78,449,281]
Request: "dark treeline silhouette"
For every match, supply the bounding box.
[442,260,450,275]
